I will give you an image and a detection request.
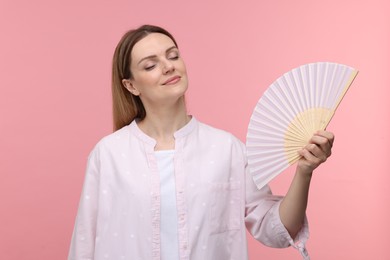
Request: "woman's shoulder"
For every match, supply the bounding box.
[91,124,132,152]
[196,120,246,163]
[197,120,245,147]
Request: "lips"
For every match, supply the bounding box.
[162,75,181,85]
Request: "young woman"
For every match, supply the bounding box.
[68,25,334,260]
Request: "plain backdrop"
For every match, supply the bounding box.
[1,0,389,259]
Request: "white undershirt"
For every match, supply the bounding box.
[155,150,179,260]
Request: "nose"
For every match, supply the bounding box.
[162,59,175,74]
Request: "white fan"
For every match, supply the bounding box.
[246,62,358,189]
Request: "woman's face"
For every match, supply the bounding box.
[124,33,188,107]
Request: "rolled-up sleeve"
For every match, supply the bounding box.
[244,167,310,259]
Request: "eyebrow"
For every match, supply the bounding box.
[137,46,178,65]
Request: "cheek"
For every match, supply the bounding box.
[137,72,161,86]
[179,62,188,75]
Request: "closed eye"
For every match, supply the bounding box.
[169,55,179,60]
[145,65,156,71]
[167,50,180,60]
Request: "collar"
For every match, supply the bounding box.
[128,116,198,146]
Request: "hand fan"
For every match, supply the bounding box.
[246,62,358,189]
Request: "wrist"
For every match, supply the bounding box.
[296,166,313,182]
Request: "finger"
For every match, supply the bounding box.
[315,130,335,147]
[304,143,328,162]
[309,135,331,156]
[298,148,322,168]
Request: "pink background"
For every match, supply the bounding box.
[1,0,389,259]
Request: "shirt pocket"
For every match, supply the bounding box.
[209,181,241,234]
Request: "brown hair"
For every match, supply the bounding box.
[111,25,178,131]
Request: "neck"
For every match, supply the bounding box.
[137,97,190,144]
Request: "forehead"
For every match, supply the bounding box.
[131,33,176,61]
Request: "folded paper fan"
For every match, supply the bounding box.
[246,62,358,189]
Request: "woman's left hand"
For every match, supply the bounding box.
[297,130,335,175]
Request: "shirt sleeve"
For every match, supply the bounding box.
[244,165,310,259]
[68,147,101,260]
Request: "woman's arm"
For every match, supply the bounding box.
[279,130,334,238]
[68,148,100,260]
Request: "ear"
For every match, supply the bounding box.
[122,79,140,96]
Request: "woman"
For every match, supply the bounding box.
[68,25,334,260]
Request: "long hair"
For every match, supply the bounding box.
[111,25,178,131]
